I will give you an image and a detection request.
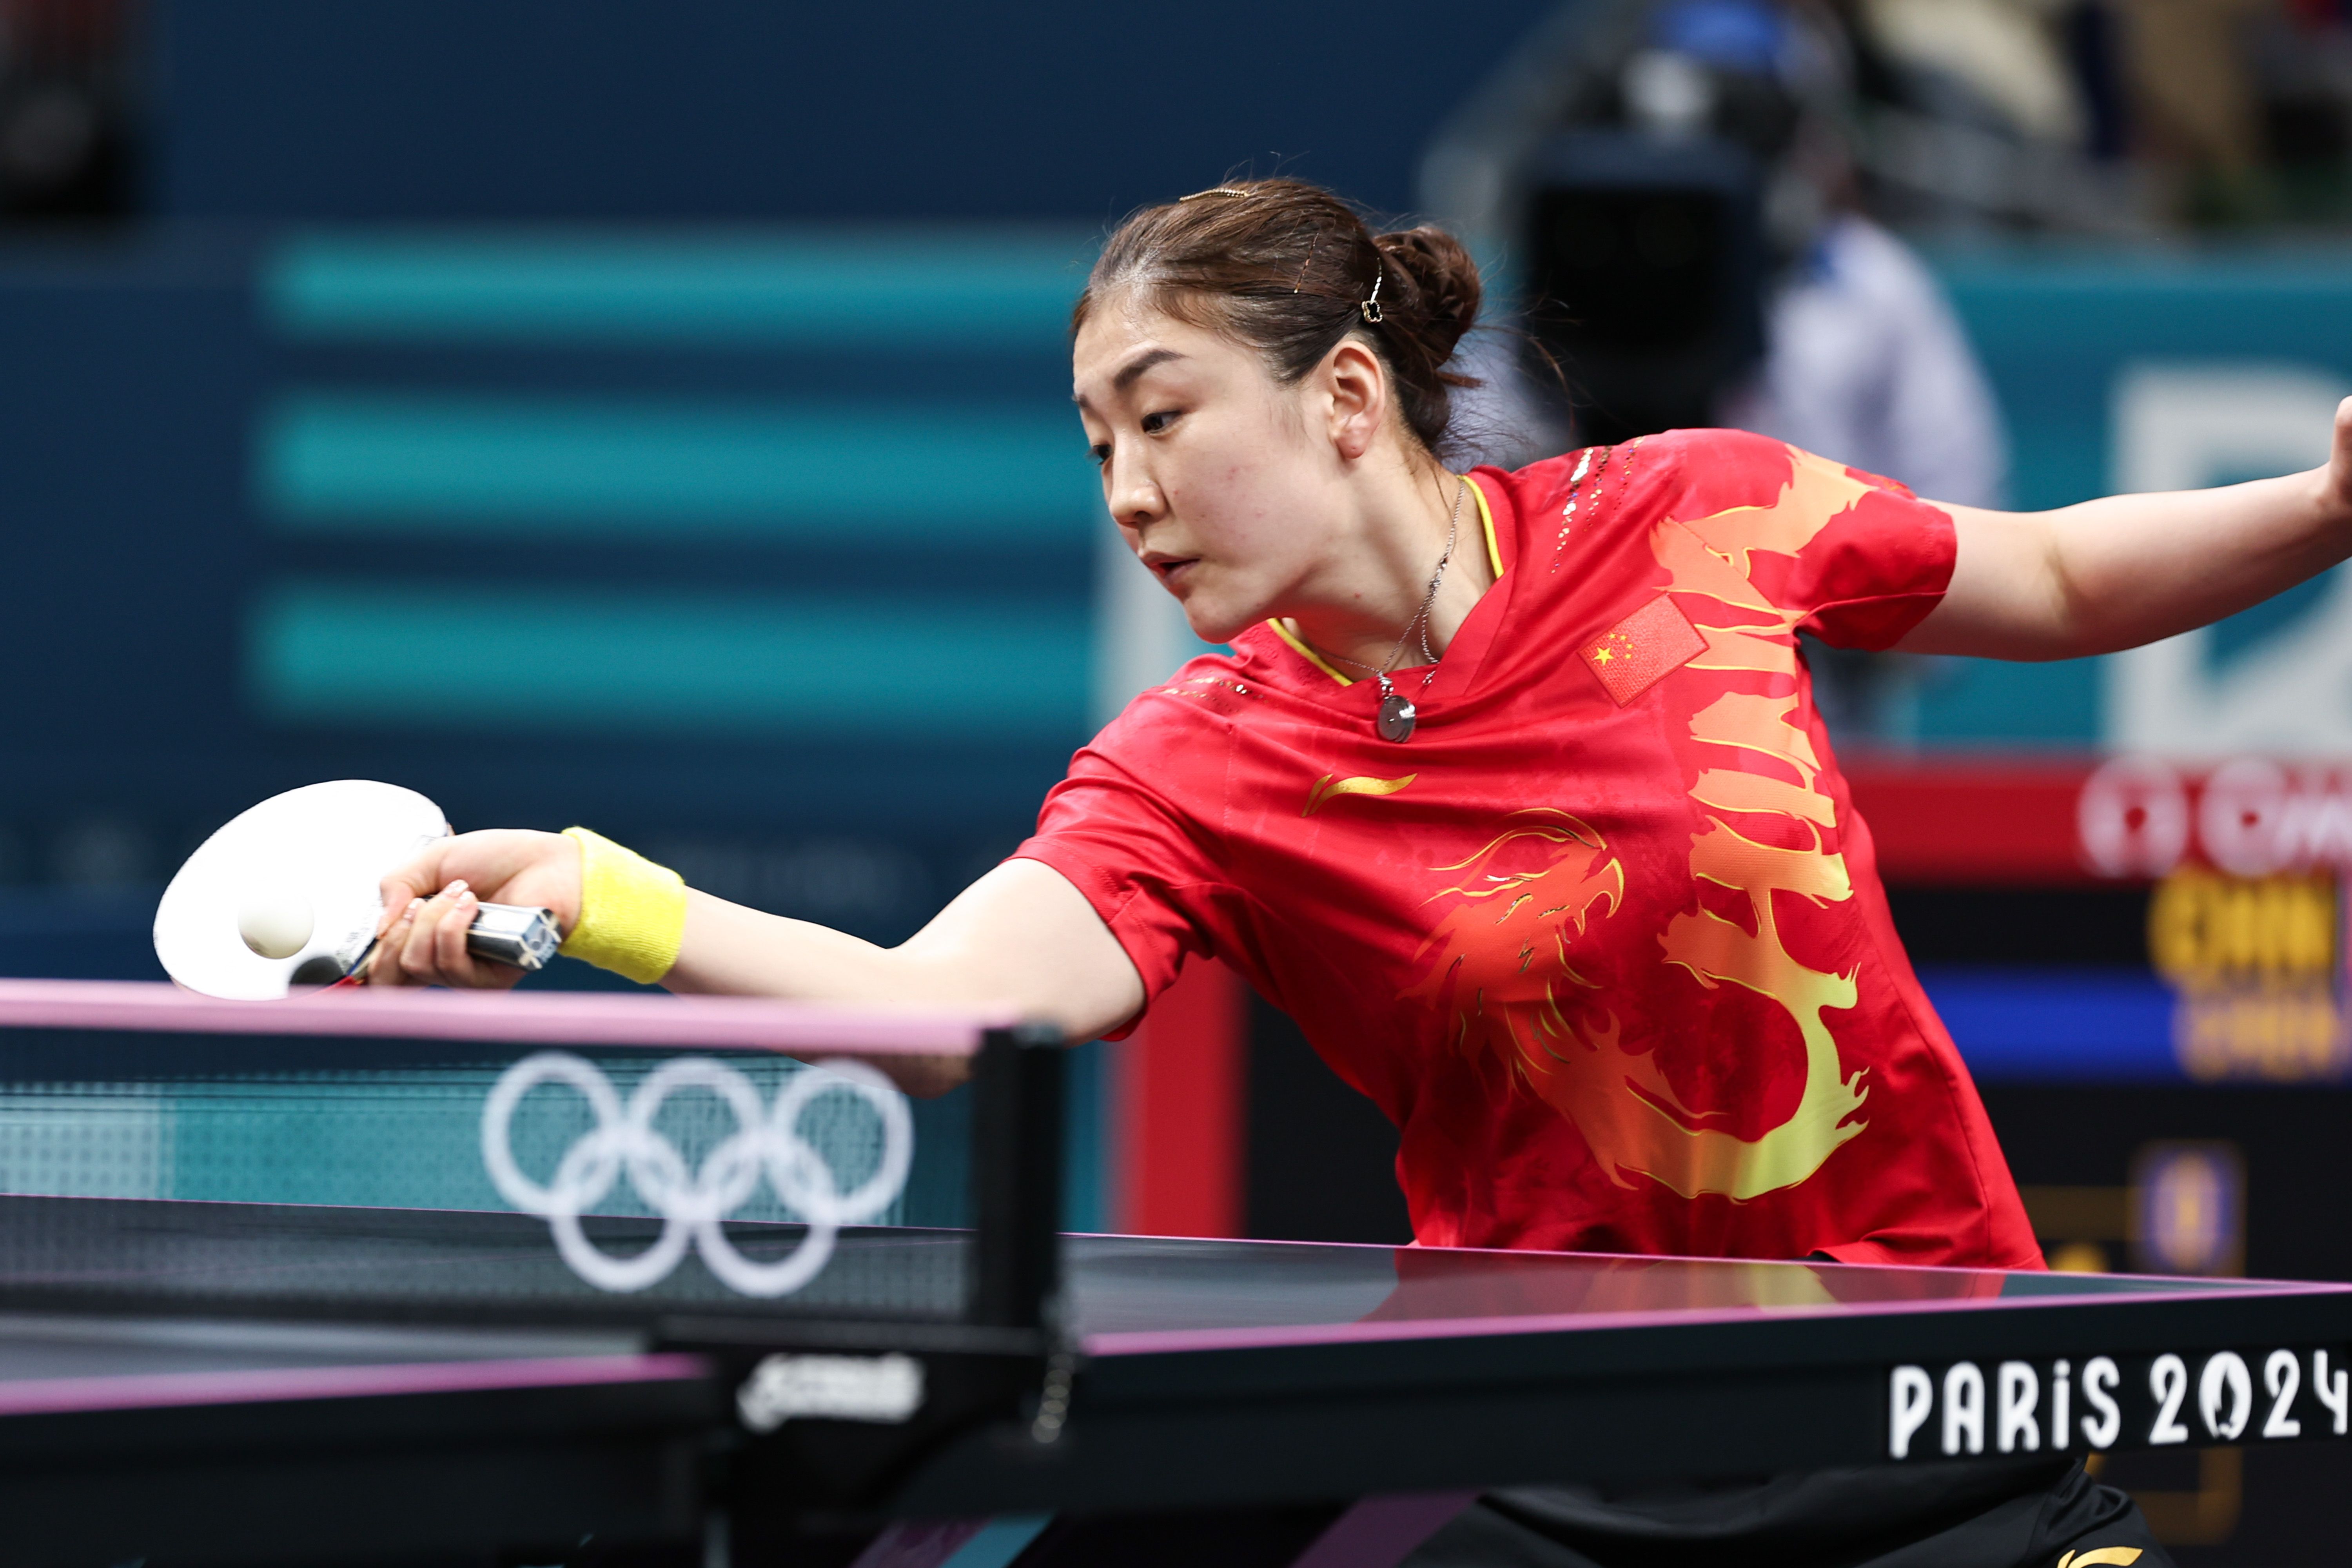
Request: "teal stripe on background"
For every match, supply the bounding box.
[249,581,1091,739]
[1930,244,2352,512]
[257,394,1099,537]
[263,229,1094,348]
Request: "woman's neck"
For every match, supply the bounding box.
[1282,459,1495,679]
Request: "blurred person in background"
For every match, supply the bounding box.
[2112,0,2270,217]
[1457,0,2009,739]
[1707,1,2013,741]
[1464,1,2009,506]
[1682,2,2011,510]
[0,0,134,219]
[1857,0,2091,153]
[1844,0,2352,226]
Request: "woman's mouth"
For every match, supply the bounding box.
[1150,557,1200,590]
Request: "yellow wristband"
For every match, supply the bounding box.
[557,828,688,985]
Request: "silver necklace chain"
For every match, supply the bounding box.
[1321,474,1469,701]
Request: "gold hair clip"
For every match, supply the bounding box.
[1359,269,1385,325]
[1180,186,1250,201]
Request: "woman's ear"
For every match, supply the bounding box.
[1322,337,1388,461]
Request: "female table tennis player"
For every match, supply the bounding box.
[369,180,2352,1566]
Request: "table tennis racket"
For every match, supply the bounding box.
[154,780,560,999]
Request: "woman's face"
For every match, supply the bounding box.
[1073,296,1356,644]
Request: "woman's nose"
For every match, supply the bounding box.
[1105,456,1164,524]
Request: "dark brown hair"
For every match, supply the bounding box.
[1074,178,1483,456]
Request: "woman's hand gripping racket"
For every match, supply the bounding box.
[154,781,564,999]
[365,828,584,990]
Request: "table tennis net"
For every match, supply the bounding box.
[0,1051,979,1323]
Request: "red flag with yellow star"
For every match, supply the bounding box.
[1577,594,1706,706]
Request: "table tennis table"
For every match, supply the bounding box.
[0,980,2340,1568]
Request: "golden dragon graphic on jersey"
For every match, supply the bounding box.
[1405,445,1874,1201]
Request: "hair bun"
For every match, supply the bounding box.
[1374,225,1482,364]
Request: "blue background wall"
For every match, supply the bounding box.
[150,0,1554,223]
[0,0,1556,944]
[1916,249,2352,749]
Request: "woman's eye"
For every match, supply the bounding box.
[1088,443,1111,467]
[1141,410,1180,435]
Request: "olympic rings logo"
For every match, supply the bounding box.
[481,1051,913,1298]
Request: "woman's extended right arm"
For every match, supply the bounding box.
[370,830,1147,1088]
[667,858,1145,1038]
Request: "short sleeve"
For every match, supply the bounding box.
[1663,428,1957,651]
[1007,710,1233,1034]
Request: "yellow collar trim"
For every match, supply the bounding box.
[1270,615,1356,686]
[1269,474,1502,690]
[1472,471,1503,581]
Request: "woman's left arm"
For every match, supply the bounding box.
[1898,397,2352,661]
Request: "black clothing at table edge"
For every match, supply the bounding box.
[1402,1457,2170,1568]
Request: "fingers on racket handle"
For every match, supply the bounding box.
[466,903,562,972]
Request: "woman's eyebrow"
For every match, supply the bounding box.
[1114,348,1185,390]
[1073,347,1187,407]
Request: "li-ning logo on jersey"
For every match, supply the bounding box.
[1402,447,1881,1202]
[1303,773,1416,817]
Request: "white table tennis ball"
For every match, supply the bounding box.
[236,891,315,960]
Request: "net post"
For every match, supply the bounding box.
[969,1020,1064,1330]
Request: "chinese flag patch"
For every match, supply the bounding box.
[1578,595,1706,706]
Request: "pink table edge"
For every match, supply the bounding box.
[0,978,1022,1054]
[1081,1278,2352,1356]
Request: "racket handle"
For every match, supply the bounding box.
[466,902,562,972]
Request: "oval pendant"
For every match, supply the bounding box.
[1376,693,1417,743]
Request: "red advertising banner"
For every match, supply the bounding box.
[1844,757,2096,885]
[1846,755,2352,886]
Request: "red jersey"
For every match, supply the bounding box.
[1014,428,2039,1269]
